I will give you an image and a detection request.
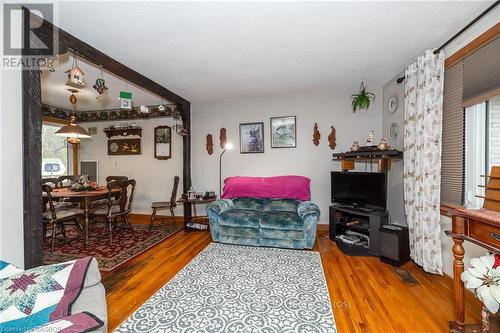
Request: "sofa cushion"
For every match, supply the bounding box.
[219,209,261,228]
[260,228,304,241]
[231,198,268,211]
[265,199,300,212]
[219,225,260,238]
[219,235,259,247]
[260,238,305,249]
[260,211,303,231]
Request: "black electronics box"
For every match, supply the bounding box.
[379,224,410,266]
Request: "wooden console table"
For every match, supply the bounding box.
[446,208,500,332]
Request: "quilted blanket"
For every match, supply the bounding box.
[0,257,93,332]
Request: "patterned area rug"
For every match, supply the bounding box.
[43,224,181,272]
[115,243,337,332]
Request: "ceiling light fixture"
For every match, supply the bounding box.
[55,89,91,145]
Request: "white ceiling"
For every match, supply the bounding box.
[52,1,493,103]
[41,54,169,111]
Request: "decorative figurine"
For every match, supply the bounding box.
[378,138,390,150]
[139,105,149,114]
[220,128,227,149]
[328,126,336,150]
[350,141,360,151]
[206,134,214,155]
[313,123,321,146]
[367,130,375,145]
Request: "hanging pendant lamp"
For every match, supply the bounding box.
[55,89,91,144]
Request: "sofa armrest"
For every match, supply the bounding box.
[207,199,233,215]
[297,201,320,219]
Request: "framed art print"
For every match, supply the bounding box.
[154,126,172,159]
[239,122,264,153]
[270,116,296,148]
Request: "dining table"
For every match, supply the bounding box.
[50,186,121,246]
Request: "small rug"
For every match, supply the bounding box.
[43,224,181,272]
[115,243,337,332]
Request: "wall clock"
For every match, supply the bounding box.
[388,96,398,113]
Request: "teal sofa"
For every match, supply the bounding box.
[207,197,320,249]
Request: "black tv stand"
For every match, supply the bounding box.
[329,203,388,256]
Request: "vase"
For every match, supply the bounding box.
[482,306,500,333]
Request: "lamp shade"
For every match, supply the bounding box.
[55,116,91,139]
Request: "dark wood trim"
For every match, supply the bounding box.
[42,116,69,125]
[445,22,500,69]
[22,8,43,269]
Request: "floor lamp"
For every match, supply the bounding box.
[219,142,233,197]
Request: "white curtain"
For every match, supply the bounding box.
[403,50,445,275]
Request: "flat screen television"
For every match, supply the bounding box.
[331,172,387,211]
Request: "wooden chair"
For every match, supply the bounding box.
[149,176,179,229]
[105,176,128,182]
[57,175,80,188]
[42,178,77,210]
[42,185,84,253]
[92,179,136,244]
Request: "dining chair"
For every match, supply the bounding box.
[105,176,129,182]
[42,184,84,253]
[91,179,136,245]
[42,178,78,211]
[149,176,179,230]
[57,175,80,188]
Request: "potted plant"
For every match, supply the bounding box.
[462,254,500,331]
[351,81,375,113]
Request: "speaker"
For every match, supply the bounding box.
[379,225,410,266]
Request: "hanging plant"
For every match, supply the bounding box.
[351,81,375,113]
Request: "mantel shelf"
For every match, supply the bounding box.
[332,148,403,173]
[103,126,142,138]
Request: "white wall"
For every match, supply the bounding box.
[0,69,24,268]
[0,4,24,267]
[191,89,383,224]
[79,118,184,215]
[382,72,406,226]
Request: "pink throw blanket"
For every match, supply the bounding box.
[222,176,311,201]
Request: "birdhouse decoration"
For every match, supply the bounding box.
[93,65,108,98]
[119,91,132,109]
[65,55,85,89]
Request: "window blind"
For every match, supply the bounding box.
[463,36,500,104]
[441,62,464,206]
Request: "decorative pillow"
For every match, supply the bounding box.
[26,311,104,333]
[232,197,269,211]
[222,176,311,201]
[0,260,23,279]
[265,199,301,212]
[0,257,93,332]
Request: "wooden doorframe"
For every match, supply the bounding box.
[22,11,191,268]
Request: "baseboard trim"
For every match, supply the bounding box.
[129,213,184,225]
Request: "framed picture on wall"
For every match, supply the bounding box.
[239,122,264,153]
[270,116,296,148]
[108,138,141,155]
[154,125,172,159]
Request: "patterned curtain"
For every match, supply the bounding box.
[403,50,445,275]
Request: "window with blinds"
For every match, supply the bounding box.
[441,36,500,206]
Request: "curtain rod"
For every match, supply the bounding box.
[397,1,499,84]
[433,0,499,55]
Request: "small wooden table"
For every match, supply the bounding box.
[51,187,120,246]
[446,208,500,332]
[177,197,216,230]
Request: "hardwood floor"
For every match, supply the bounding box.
[103,226,481,332]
